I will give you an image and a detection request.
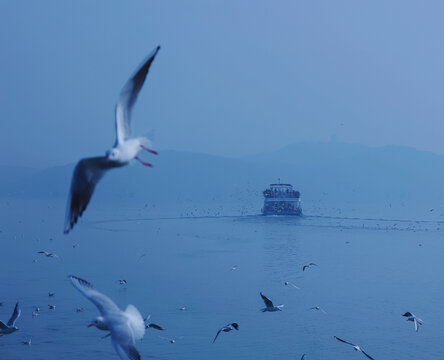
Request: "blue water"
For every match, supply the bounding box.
[1,199,443,359]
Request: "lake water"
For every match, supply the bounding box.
[1,199,443,359]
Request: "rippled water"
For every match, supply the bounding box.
[1,199,443,359]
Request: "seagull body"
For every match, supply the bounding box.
[260,293,283,312]
[48,305,56,310]
[64,46,161,234]
[21,338,31,346]
[213,323,239,343]
[117,280,128,285]
[334,336,375,360]
[0,302,21,336]
[402,312,423,332]
[69,275,145,360]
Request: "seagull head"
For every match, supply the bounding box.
[88,316,108,330]
[231,323,239,330]
[106,148,120,161]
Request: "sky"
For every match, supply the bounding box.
[1,1,444,168]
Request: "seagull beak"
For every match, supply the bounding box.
[87,323,95,328]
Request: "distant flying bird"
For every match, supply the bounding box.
[0,302,21,336]
[284,281,300,289]
[37,251,60,259]
[212,323,239,343]
[308,306,327,314]
[116,280,128,285]
[48,292,55,297]
[48,305,56,310]
[302,263,317,272]
[64,46,161,234]
[144,315,165,331]
[230,265,238,271]
[158,335,184,344]
[300,355,306,360]
[334,336,375,360]
[260,293,283,312]
[21,338,31,346]
[69,275,145,360]
[179,306,187,311]
[402,312,423,332]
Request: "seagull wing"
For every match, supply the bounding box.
[147,323,164,331]
[112,341,141,360]
[260,292,274,307]
[124,305,145,340]
[115,46,161,145]
[0,321,8,330]
[69,275,120,317]
[334,336,356,347]
[64,157,114,234]
[414,318,419,332]
[361,349,375,360]
[213,328,223,343]
[7,302,20,327]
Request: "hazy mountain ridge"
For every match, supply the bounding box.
[1,143,444,212]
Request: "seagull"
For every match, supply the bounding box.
[179,306,187,311]
[334,336,375,360]
[37,251,60,259]
[158,335,184,344]
[301,355,306,360]
[260,293,284,312]
[0,302,21,336]
[284,281,300,289]
[213,323,239,343]
[48,305,56,310]
[402,312,423,332]
[308,306,327,314]
[143,315,165,331]
[48,292,55,297]
[21,338,31,346]
[116,280,128,285]
[302,263,317,272]
[63,46,161,234]
[230,265,238,271]
[69,275,145,360]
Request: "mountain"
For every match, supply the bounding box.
[1,143,444,216]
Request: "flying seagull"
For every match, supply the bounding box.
[402,312,423,332]
[284,281,300,289]
[260,292,284,312]
[37,251,60,259]
[302,263,317,272]
[64,46,161,234]
[0,302,21,336]
[334,336,375,360]
[213,323,239,343]
[308,306,327,314]
[158,335,184,344]
[69,275,145,360]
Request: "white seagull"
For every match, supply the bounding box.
[69,275,145,360]
[64,46,161,234]
[260,293,284,312]
[0,302,21,336]
[334,336,375,360]
[213,323,239,343]
[284,281,300,289]
[402,312,423,332]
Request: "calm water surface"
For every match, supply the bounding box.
[1,199,443,359]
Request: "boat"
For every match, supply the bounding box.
[262,182,302,216]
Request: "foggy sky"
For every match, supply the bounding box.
[1,1,444,168]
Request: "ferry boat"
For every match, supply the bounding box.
[262,182,302,216]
